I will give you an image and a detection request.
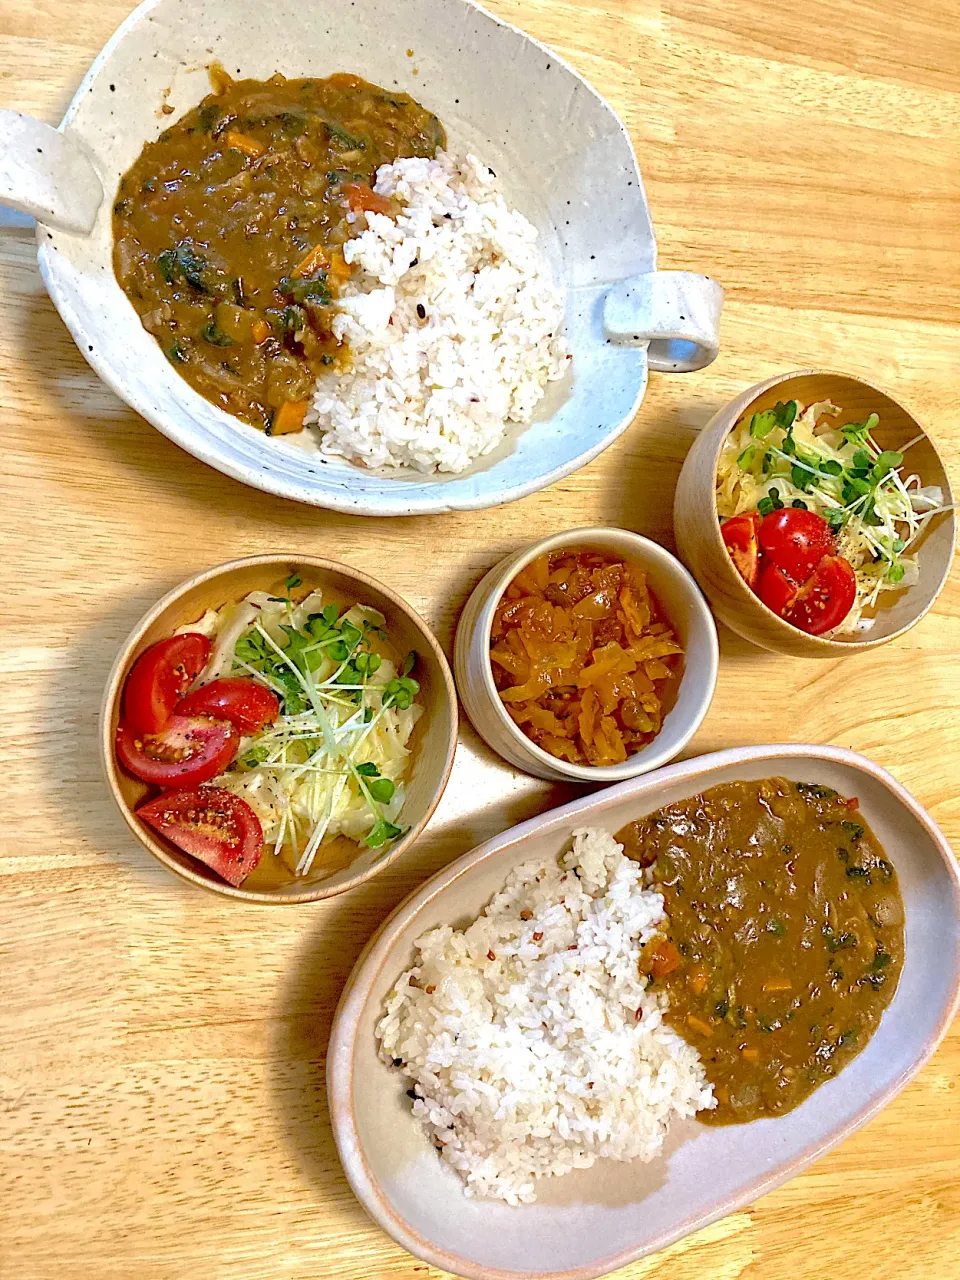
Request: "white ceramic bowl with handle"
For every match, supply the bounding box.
[0,0,723,516]
[454,527,719,782]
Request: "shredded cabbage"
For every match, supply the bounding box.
[180,588,422,876]
[717,399,949,635]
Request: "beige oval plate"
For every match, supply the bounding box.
[328,744,960,1280]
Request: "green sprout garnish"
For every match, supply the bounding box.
[729,400,943,604]
[226,604,421,872]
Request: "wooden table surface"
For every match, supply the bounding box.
[2,0,959,1276]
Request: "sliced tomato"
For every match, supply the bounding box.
[137,788,263,887]
[720,512,762,590]
[758,509,836,583]
[123,633,211,736]
[177,678,280,735]
[115,714,238,789]
[784,555,857,636]
[341,182,394,216]
[757,561,800,617]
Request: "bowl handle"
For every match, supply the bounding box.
[0,110,103,234]
[603,270,724,373]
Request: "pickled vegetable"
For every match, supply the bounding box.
[490,549,683,766]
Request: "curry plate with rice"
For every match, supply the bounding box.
[113,67,569,471]
[377,776,904,1200]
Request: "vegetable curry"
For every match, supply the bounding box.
[618,778,904,1123]
[112,68,445,432]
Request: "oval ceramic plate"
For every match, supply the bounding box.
[328,745,960,1280]
[1,0,722,515]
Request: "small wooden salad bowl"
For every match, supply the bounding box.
[674,370,955,658]
[100,555,458,904]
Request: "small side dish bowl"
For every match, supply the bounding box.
[674,370,955,658]
[100,554,457,904]
[454,528,719,782]
[327,744,960,1280]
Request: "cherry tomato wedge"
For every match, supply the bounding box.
[784,554,857,636]
[757,561,799,617]
[137,788,263,887]
[116,714,238,789]
[341,182,394,216]
[758,509,836,583]
[720,512,762,590]
[123,633,211,736]
[177,678,280,735]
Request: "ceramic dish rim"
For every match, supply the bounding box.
[700,367,956,654]
[327,742,960,1280]
[472,526,719,781]
[38,0,653,517]
[98,552,458,904]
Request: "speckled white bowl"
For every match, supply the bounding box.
[453,527,719,782]
[0,0,723,515]
[328,744,960,1280]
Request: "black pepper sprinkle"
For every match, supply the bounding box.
[416,303,426,319]
[109,84,115,91]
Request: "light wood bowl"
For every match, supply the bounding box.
[100,555,458,904]
[674,370,955,658]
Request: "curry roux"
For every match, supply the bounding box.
[617,777,904,1124]
[113,69,445,431]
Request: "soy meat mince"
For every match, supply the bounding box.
[490,550,683,767]
[617,778,904,1123]
[112,69,445,431]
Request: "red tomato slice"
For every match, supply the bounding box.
[137,788,263,887]
[177,678,280,735]
[758,509,836,583]
[123,633,211,736]
[757,562,800,617]
[785,555,857,635]
[115,714,238,789]
[720,512,762,590]
[341,182,394,216]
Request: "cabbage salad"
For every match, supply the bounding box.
[717,399,948,634]
[180,576,421,876]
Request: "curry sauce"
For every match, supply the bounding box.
[617,778,904,1123]
[113,69,445,431]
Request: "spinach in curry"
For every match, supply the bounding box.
[617,777,904,1124]
[112,69,445,432]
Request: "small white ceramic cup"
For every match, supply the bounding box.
[454,527,719,782]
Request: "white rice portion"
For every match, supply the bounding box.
[376,827,714,1206]
[308,151,569,473]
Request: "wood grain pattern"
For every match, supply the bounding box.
[1,1,958,1278]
